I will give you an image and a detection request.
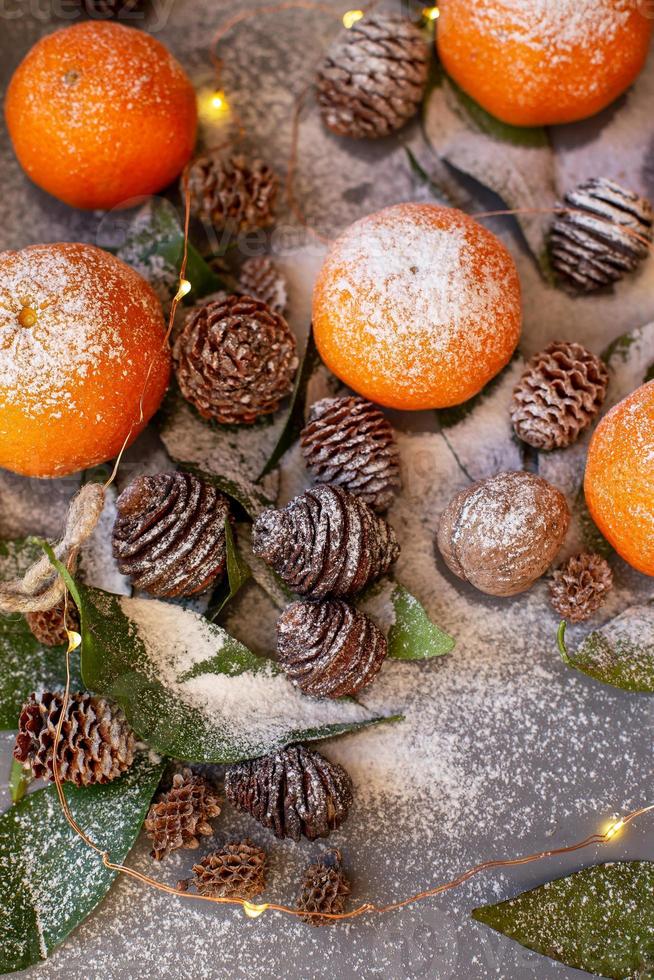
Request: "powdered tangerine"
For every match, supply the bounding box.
[584,380,654,576]
[437,0,653,127]
[312,203,522,411]
[5,21,197,210]
[0,243,170,478]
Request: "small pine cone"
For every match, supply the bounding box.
[252,485,399,599]
[113,471,231,598]
[277,599,387,698]
[511,341,609,451]
[173,294,298,425]
[145,769,222,861]
[300,396,400,512]
[550,178,653,293]
[79,0,143,15]
[549,553,613,623]
[14,691,134,786]
[187,152,277,234]
[316,15,429,139]
[26,600,80,648]
[225,745,353,842]
[296,849,351,926]
[238,257,288,315]
[189,840,267,900]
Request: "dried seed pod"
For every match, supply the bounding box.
[437,471,570,597]
[187,152,277,234]
[238,256,288,315]
[277,599,387,698]
[187,839,267,900]
[25,599,80,647]
[296,849,351,925]
[511,341,609,450]
[145,768,222,861]
[300,395,401,511]
[549,552,613,623]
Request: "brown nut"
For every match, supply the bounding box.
[437,471,570,597]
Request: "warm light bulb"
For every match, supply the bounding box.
[423,5,440,20]
[243,901,269,919]
[605,817,625,840]
[211,90,226,110]
[342,9,364,28]
[66,629,82,653]
[175,279,192,302]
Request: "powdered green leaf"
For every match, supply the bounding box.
[558,604,654,693]
[388,585,454,660]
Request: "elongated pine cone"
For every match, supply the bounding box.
[253,485,399,598]
[511,341,609,451]
[550,178,653,292]
[26,600,80,647]
[549,553,613,623]
[145,769,222,860]
[187,152,277,234]
[238,256,288,315]
[277,599,387,698]
[300,396,401,512]
[186,840,267,900]
[297,849,351,925]
[225,745,353,841]
[316,15,429,139]
[173,294,298,425]
[112,471,230,598]
[14,691,134,786]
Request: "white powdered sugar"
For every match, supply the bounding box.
[472,0,635,52]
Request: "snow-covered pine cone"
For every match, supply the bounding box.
[550,178,653,292]
[277,599,387,698]
[252,485,400,598]
[225,745,353,841]
[187,152,277,234]
[26,600,80,647]
[145,769,222,860]
[238,256,288,315]
[186,840,267,900]
[549,553,613,623]
[173,294,298,425]
[511,341,609,451]
[296,849,351,926]
[112,471,231,598]
[14,691,135,786]
[316,15,429,139]
[300,396,400,512]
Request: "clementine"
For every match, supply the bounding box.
[0,243,170,478]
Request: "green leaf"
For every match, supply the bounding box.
[78,586,398,763]
[558,604,654,693]
[9,759,32,805]
[0,754,164,974]
[156,236,226,302]
[450,81,549,148]
[603,320,654,408]
[472,861,654,979]
[387,585,455,660]
[206,521,251,620]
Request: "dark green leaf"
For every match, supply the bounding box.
[156,237,226,301]
[78,586,398,763]
[206,521,251,620]
[558,605,654,692]
[388,585,455,660]
[0,754,164,974]
[9,759,32,805]
[449,81,548,148]
[472,861,654,979]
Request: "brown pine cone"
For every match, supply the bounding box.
[225,745,353,841]
[185,840,267,900]
[14,691,135,786]
[79,0,143,15]
[187,152,277,234]
[511,341,609,451]
[549,553,613,623]
[297,849,351,925]
[252,485,400,598]
[550,178,653,292]
[172,294,298,425]
[145,769,222,861]
[238,257,288,315]
[277,599,387,698]
[316,15,429,139]
[112,471,231,598]
[26,600,80,648]
[300,396,400,512]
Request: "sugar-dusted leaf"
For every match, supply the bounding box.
[206,521,251,621]
[473,861,654,979]
[9,758,32,805]
[0,754,165,974]
[558,604,654,693]
[603,320,654,410]
[78,586,398,763]
[358,580,454,660]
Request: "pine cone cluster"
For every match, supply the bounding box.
[26,599,80,648]
[225,745,353,841]
[252,485,400,598]
[187,152,278,234]
[511,341,609,451]
[549,553,613,623]
[112,471,231,598]
[277,599,387,698]
[316,15,429,139]
[300,396,400,512]
[550,178,653,292]
[183,840,267,900]
[145,769,222,860]
[173,294,298,425]
[14,691,134,786]
[296,849,351,925]
[238,257,288,315]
